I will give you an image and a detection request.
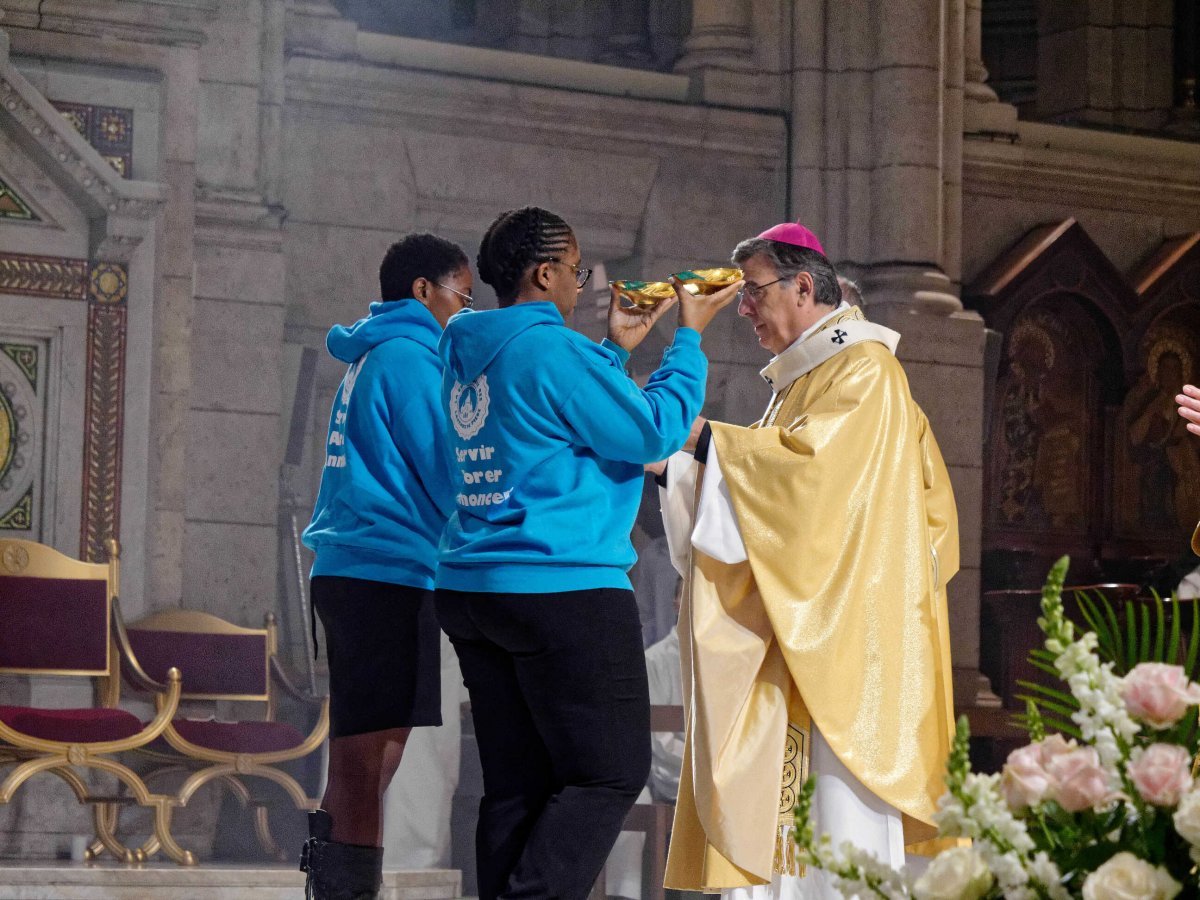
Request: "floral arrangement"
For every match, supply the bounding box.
[793,557,1200,899]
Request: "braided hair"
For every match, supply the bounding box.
[477,207,574,305]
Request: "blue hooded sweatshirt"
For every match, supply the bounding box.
[436,301,706,593]
[303,299,456,590]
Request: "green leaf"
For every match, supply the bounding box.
[1029,657,1064,679]
[1099,591,1125,665]
[1153,590,1166,662]
[1140,603,1151,663]
[1077,592,1120,663]
[1168,590,1182,664]
[1185,598,1200,678]
[1016,691,1077,719]
[1016,680,1078,708]
[1126,601,1138,670]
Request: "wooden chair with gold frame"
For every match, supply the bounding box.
[0,537,187,864]
[108,607,329,862]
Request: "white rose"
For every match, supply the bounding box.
[912,847,994,900]
[1174,790,1200,846]
[1081,852,1181,900]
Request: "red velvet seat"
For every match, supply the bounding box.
[0,706,143,744]
[114,608,329,863]
[170,719,306,755]
[0,538,185,866]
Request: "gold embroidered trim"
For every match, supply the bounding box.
[774,721,809,876]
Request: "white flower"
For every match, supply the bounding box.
[1050,632,1140,768]
[912,847,993,900]
[1081,852,1181,900]
[1173,789,1200,846]
[1027,851,1070,900]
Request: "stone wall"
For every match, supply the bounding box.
[0,0,1198,858]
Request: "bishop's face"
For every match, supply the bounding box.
[736,253,824,356]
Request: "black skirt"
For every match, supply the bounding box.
[311,575,442,738]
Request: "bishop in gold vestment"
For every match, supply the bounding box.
[659,224,959,897]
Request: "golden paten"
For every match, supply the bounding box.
[611,268,743,309]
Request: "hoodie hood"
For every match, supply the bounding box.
[438,301,563,383]
[326,299,440,364]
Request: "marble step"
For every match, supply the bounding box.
[0,863,462,899]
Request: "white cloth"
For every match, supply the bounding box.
[605,627,686,899]
[646,628,684,802]
[757,303,899,393]
[1179,563,1200,600]
[661,446,747,569]
[382,631,465,869]
[606,786,652,900]
[722,726,905,900]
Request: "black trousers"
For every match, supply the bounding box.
[436,587,651,900]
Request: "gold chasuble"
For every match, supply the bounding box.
[665,306,960,891]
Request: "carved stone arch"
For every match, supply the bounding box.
[0,31,165,560]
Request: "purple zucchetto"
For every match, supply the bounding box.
[756,223,826,256]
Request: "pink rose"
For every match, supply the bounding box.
[1122,663,1200,729]
[1128,744,1193,807]
[1001,743,1056,811]
[1044,745,1112,812]
[1037,733,1076,765]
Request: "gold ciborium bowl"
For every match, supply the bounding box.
[610,268,743,309]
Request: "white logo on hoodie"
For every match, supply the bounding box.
[450,375,490,441]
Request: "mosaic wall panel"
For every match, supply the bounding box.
[51,101,133,179]
[0,338,46,538]
[0,252,128,560]
[0,177,36,220]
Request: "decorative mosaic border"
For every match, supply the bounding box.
[0,486,32,530]
[80,262,128,562]
[0,252,88,300]
[0,251,126,561]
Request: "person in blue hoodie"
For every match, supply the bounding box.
[299,233,473,900]
[435,206,740,900]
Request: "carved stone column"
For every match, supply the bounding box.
[964,0,1018,135]
[857,0,962,315]
[673,0,753,73]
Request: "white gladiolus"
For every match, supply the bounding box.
[1050,633,1140,769]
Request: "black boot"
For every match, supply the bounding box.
[299,809,384,900]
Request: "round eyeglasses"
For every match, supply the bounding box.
[435,282,474,308]
[548,258,593,289]
[738,277,785,303]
